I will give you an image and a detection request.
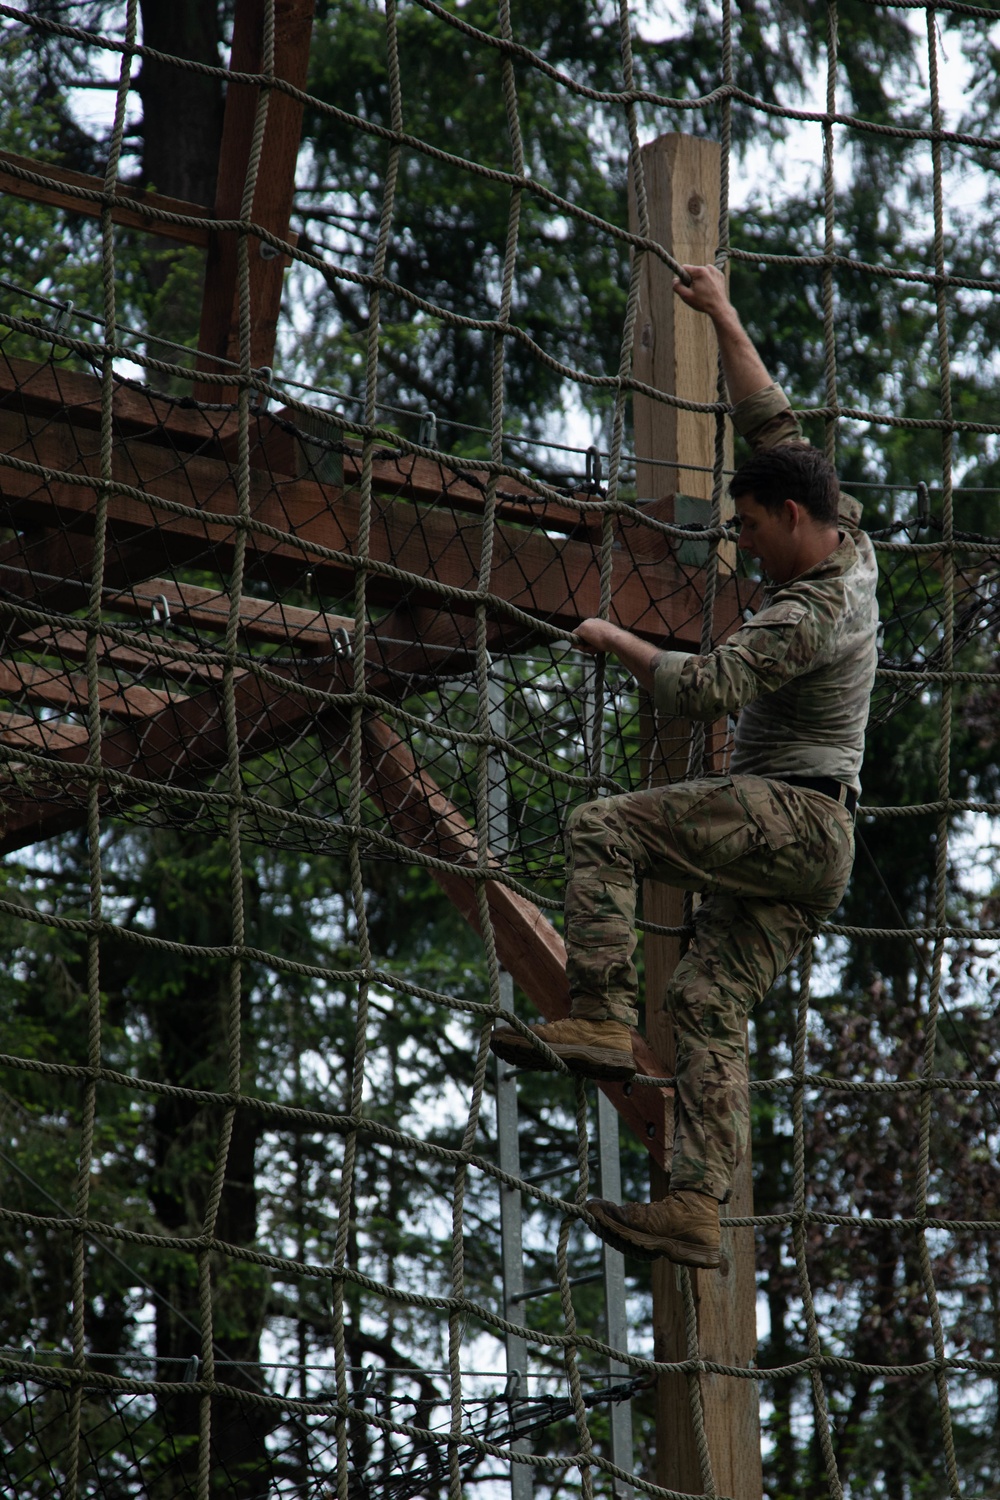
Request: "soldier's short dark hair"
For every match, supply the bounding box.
[729,443,840,526]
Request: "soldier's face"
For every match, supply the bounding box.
[734,494,798,583]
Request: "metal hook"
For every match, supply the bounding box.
[915,480,930,527]
[252,366,272,414]
[183,1354,200,1383]
[417,410,437,449]
[21,1343,35,1365]
[151,593,171,627]
[585,445,603,494]
[503,1368,522,1402]
[54,299,74,335]
[332,626,351,658]
[259,240,281,262]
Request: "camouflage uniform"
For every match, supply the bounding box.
[564,385,879,1202]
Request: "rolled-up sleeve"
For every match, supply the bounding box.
[652,651,693,717]
[731,383,803,452]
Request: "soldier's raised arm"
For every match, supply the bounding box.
[673,263,806,457]
[675,264,865,532]
[672,264,772,404]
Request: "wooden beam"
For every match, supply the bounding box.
[258,409,594,535]
[102,577,354,652]
[0,660,171,721]
[0,714,90,756]
[631,136,732,510]
[0,355,604,538]
[0,351,238,455]
[195,0,316,397]
[13,626,229,685]
[0,150,211,248]
[345,711,673,1168]
[631,133,762,1500]
[0,407,734,646]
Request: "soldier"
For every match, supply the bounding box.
[491,265,879,1270]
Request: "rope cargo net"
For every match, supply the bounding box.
[0,0,997,1496]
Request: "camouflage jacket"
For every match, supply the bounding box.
[652,383,879,792]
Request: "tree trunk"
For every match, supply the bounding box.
[137,0,225,209]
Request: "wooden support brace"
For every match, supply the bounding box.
[0,645,675,1165]
[0,150,212,248]
[194,0,316,399]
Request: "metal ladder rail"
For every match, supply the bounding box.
[492,657,635,1499]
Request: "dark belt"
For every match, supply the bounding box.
[776,774,858,816]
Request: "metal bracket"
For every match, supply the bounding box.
[418,410,438,449]
[915,480,930,527]
[251,366,273,413]
[585,445,604,494]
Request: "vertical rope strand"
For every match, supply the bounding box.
[590,0,650,784]
[791,943,844,1498]
[64,9,137,1496]
[332,4,403,1495]
[822,0,840,466]
[449,6,527,1493]
[195,7,275,1497]
[556,1080,595,1500]
[920,15,962,1493]
[680,1268,715,1498]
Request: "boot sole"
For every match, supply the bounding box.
[587,1203,721,1270]
[489,1031,635,1082]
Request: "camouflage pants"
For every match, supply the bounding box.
[564,775,855,1200]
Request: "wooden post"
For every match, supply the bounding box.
[194,0,315,402]
[630,133,762,1500]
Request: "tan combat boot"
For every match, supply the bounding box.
[489,1017,635,1081]
[585,1190,721,1269]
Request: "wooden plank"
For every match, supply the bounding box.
[0,356,620,536]
[195,0,316,396]
[0,659,172,720]
[0,149,211,248]
[0,713,89,752]
[0,524,354,654]
[631,136,732,508]
[630,134,762,1500]
[0,350,238,455]
[258,410,596,534]
[102,577,354,651]
[0,407,732,646]
[14,626,229,685]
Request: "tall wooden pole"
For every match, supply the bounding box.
[630,133,762,1500]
